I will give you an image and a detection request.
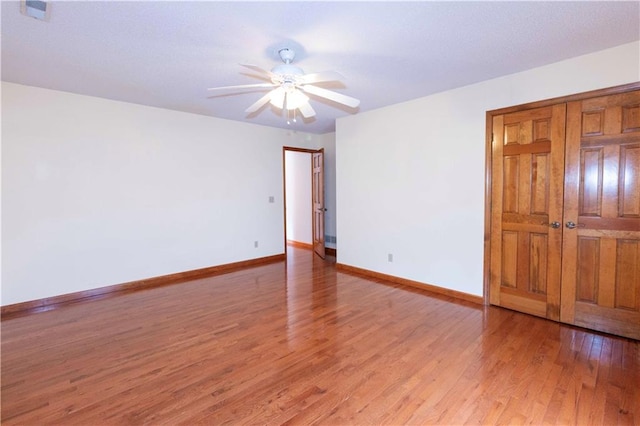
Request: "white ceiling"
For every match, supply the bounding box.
[2,1,639,134]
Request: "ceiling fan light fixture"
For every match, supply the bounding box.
[285,89,309,111]
[269,87,285,109]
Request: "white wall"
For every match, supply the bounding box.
[336,41,640,297]
[1,82,331,305]
[285,151,312,244]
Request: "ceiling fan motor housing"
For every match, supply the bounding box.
[271,64,304,78]
[272,49,303,85]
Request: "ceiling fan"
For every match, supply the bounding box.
[207,48,360,120]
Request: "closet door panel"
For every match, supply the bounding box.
[490,105,566,320]
[562,91,640,340]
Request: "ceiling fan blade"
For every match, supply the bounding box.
[301,84,360,108]
[299,71,344,84]
[297,102,316,118]
[240,63,275,78]
[208,83,275,91]
[240,72,272,83]
[245,91,273,114]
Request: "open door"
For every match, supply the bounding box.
[312,149,325,259]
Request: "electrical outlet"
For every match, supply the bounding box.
[388,253,393,262]
[268,196,275,203]
[254,241,259,248]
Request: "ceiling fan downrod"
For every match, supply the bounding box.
[278,48,295,64]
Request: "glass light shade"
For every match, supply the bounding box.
[285,89,309,111]
[269,88,285,109]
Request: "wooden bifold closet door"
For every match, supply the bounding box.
[489,87,640,340]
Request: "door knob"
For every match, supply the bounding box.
[566,221,585,229]
[549,221,561,229]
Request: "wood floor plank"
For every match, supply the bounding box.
[2,247,639,425]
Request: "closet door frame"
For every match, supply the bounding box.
[483,82,640,305]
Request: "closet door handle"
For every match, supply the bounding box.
[549,221,561,229]
[566,221,585,229]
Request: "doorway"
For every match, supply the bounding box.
[283,147,325,259]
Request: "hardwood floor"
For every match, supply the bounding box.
[2,247,639,425]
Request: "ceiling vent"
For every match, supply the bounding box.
[21,0,49,21]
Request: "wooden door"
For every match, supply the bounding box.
[561,91,640,340]
[490,104,567,320]
[312,150,325,259]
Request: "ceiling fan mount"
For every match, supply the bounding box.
[207,47,360,120]
[278,47,295,64]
